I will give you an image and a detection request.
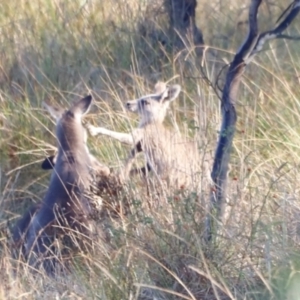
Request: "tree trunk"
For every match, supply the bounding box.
[164,0,204,54]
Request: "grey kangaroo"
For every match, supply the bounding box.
[40,121,110,177]
[87,82,211,191]
[12,95,98,274]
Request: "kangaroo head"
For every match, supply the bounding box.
[126,82,181,126]
[43,95,92,153]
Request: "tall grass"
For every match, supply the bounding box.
[1,0,300,299]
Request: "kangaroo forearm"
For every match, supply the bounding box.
[95,127,135,145]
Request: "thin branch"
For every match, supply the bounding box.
[235,0,262,62]
[215,63,229,97]
[222,0,262,110]
[206,0,263,242]
[246,0,300,63]
[276,34,300,40]
[276,0,300,24]
[206,0,300,242]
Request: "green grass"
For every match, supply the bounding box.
[1,0,300,299]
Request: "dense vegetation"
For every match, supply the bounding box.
[1,0,300,299]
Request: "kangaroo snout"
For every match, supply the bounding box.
[126,100,138,112]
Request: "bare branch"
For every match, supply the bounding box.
[235,0,262,61]
[222,0,262,110]
[205,0,300,242]
[276,34,300,40]
[215,63,230,97]
[246,0,300,63]
[276,0,300,24]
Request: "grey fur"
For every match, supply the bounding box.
[12,95,98,274]
[87,82,211,190]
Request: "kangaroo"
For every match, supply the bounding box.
[87,82,211,191]
[12,95,98,274]
[40,119,110,177]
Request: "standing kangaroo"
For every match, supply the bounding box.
[87,82,211,191]
[40,121,110,176]
[12,95,97,273]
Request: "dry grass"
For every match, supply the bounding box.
[1,0,300,299]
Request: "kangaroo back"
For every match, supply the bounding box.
[39,95,93,220]
[12,95,95,274]
[45,95,92,194]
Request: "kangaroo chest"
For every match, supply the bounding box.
[140,126,180,174]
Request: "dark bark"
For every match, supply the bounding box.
[164,0,204,53]
[205,0,300,242]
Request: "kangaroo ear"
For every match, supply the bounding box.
[162,84,181,102]
[43,102,64,121]
[70,95,92,116]
[41,155,56,170]
[154,82,167,94]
